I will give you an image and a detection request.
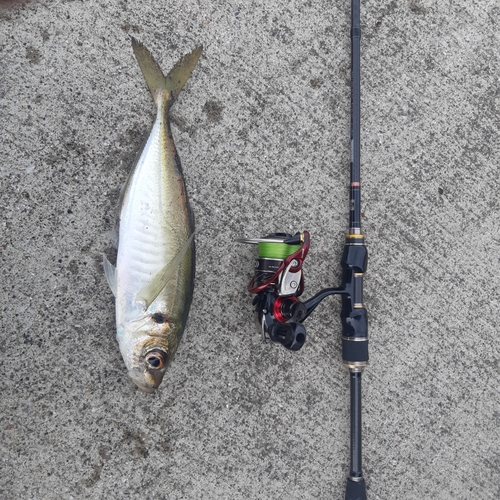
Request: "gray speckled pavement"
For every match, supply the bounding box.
[1,1,498,499]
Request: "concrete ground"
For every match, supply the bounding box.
[1,0,498,499]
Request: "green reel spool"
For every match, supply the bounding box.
[258,241,301,260]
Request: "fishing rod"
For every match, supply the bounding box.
[237,1,368,499]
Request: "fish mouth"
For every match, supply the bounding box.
[127,368,159,394]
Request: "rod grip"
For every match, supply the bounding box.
[345,477,366,500]
[341,237,368,365]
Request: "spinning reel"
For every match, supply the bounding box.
[237,232,310,351]
[238,230,367,363]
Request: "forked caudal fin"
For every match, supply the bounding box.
[131,37,203,108]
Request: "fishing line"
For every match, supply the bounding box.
[258,241,301,260]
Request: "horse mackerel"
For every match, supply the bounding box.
[104,38,202,393]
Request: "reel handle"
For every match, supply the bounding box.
[253,292,308,351]
[268,321,306,351]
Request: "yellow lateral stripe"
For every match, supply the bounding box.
[346,234,364,238]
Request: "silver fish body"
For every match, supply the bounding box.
[104,39,202,392]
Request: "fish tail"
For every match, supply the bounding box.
[131,37,202,109]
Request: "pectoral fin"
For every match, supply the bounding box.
[136,233,194,309]
[103,255,117,296]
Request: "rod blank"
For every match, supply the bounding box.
[349,0,361,231]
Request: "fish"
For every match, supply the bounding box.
[103,38,202,393]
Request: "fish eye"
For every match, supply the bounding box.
[145,349,167,370]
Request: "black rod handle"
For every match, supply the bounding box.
[340,235,368,368]
[345,371,366,500]
[349,371,363,477]
[345,478,366,500]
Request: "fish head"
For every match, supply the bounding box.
[118,315,182,393]
[125,346,168,393]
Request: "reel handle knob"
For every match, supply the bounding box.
[268,322,306,351]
